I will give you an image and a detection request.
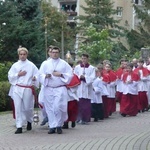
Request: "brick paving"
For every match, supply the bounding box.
[1,104,150,150]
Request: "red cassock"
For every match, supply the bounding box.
[66,74,80,122]
[133,67,149,111]
[102,70,117,118]
[120,72,139,116]
[134,67,150,77]
[115,68,126,103]
[115,68,124,79]
[122,72,139,82]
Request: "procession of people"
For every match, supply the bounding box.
[8,46,150,134]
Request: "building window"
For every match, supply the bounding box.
[134,0,143,5]
[61,4,76,12]
[135,0,139,4]
[117,7,123,17]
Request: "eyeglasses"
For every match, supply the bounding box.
[51,52,59,54]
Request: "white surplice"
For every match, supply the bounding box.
[8,59,39,128]
[91,77,105,104]
[39,58,73,128]
[74,64,96,99]
[122,75,138,95]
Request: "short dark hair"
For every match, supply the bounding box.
[120,58,128,64]
[127,62,133,68]
[82,53,89,58]
[97,64,103,70]
[138,58,144,63]
[52,46,60,52]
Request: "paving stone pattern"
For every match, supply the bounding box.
[1,104,150,150]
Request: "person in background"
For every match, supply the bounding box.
[63,62,79,129]
[38,45,53,126]
[91,64,108,121]
[145,57,150,109]
[102,62,117,118]
[120,63,139,117]
[74,53,95,124]
[115,58,128,103]
[134,59,150,112]
[8,47,39,134]
[132,58,138,70]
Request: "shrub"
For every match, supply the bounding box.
[0,62,13,81]
[0,81,11,111]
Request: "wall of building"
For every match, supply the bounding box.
[50,0,142,49]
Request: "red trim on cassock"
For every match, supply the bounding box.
[66,74,81,88]
[122,72,139,83]
[134,67,150,77]
[102,70,117,83]
[115,68,124,79]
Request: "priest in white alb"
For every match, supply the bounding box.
[39,46,73,134]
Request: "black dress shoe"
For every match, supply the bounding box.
[48,128,56,134]
[94,118,98,122]
[40,117,48,126]
[62,122,69,129]
[57,127,62,134]
[15,128,22,134]
[27,122,32,131]
[71,122,76,128]
[121,113,126,117]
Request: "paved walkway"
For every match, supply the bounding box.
[1,104,150,150]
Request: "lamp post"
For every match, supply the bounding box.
[0,22,6,49]
[44,17,48,59]
[0,0,5,5]
[61,25,65,60]
[0,22,6,32]
[58,8,66,60]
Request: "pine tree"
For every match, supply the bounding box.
[76,0,126,65]
[78,0,124,38]
[0,0,44,65]
[127,0,150,51]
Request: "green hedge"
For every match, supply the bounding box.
[0,62,12,81]
[0,81,11,111]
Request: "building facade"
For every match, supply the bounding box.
[50,0,143,51]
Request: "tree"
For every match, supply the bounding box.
[78,25,112,64]
[127,0,150,52]
[76,0,126,65]
[0,0,44,66]
[77,0,124,38]
[41,0,76,59]
[0,0,76,65]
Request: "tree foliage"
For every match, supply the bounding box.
[76,0,126,66]
[78,25,112,64]
[0,0,76,66]
[0,0,44,65]
[127,0,150,51]
[41,1,76,58]
[77,0,124,38]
